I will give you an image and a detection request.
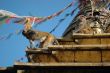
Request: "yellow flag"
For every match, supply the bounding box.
[24,18,32,31]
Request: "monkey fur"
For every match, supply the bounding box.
[22,29,59,49]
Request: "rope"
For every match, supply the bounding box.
[49,21,61,33]
[49,8,79,34]
[49,13,70,33]
[31,17,36,27]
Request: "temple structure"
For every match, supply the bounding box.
[0,0,110,73]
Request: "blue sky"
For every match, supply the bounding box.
[0,0,78,67]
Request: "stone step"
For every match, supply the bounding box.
[0,67,7,71]
[72,33,110,39]
[26,45,110,63]
[26,44,110,52]
[0,67,16,73]
[14,62,110,70]
[48,45,110,51]
[57,33,110,45]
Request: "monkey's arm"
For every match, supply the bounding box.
[29,40,35,48]
[40,36,47,43]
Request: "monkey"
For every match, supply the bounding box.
[22,18,59,49]
[22,29,59,49]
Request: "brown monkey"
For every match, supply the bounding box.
[22,29,59,49]
[22,18,59,49]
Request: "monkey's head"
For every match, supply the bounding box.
[22,29,36,40]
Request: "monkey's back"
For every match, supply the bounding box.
[31,30,55,41]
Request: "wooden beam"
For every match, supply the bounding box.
[72,33,110,39]
[14,62,110,70]
[0,67,7,71]
[48,45,110,51]
[26,49,51,54]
